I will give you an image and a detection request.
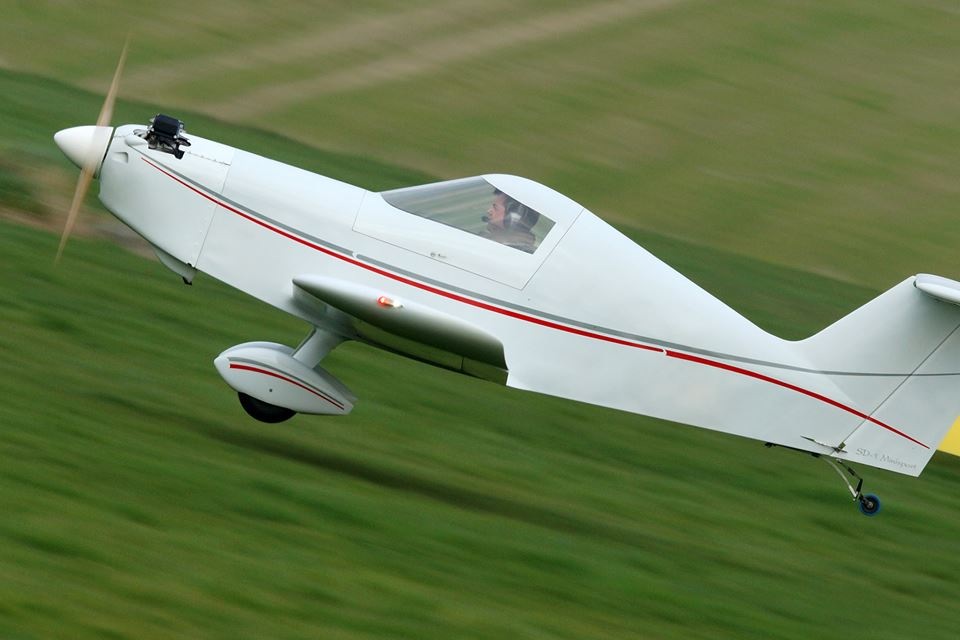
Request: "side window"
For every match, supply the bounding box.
[382,177,555,254]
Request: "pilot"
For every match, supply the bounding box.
[483,190,539,253]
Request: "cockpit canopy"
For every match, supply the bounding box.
[382,177,555,254]
[355,175,584,289]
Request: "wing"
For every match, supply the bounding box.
[293,275,507,384]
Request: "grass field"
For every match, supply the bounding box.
[3,218,960,640]
[2,2,960,638]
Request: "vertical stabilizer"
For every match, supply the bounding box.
[795,275,960,475]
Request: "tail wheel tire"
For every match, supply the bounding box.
[858,493,881,517]
[238,392,296,424]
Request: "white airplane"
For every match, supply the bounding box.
[53,60,960,516]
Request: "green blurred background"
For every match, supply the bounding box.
[1,1,959,638]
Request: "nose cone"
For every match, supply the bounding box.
[54,125,113,175]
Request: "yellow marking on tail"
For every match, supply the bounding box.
[939,416,960,456]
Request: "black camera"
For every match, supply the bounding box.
[145,114,191,159]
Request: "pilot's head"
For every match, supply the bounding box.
[486,191,509,228]
[486,190,539,231]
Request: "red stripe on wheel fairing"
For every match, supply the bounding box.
[229,363,345,411]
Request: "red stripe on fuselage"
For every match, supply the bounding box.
[665,350,928,449]
[144,157,928,449]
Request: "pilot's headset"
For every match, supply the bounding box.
[503,196,539,231]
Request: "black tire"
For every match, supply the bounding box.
[858,493,881,517]
[238,392,296,424]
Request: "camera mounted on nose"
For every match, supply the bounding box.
[145,114,191,159]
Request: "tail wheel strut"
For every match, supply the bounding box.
[764,443,882,516]
[820,456,881,517]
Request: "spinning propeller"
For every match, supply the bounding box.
[54,40,129,263]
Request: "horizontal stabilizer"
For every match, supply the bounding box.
[293,275,506,369]
[915,273,960,306]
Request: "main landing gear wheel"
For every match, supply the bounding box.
[238,392,296,424]
[858,493,882,517]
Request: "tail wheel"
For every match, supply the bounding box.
[238,392,296,424]
[858,493,881,517]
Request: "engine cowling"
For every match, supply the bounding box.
[214,342,355,416]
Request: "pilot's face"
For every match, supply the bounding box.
[487,194,507,228]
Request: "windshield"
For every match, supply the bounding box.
[381,177,555,254]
